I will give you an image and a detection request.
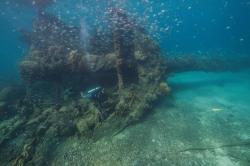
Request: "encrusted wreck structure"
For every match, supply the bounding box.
[1,2,250,165]
[0,6,170,166]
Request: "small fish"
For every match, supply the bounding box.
[211,108,223,112]
[80,87,104,99]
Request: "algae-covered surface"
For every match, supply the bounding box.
[1,1,250,165]
[49,70,250,166]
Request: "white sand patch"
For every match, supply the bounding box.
[211,108,224,112]
[215,149,239,166]
[215,155,238,166]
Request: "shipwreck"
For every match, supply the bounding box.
[0,1,250,165]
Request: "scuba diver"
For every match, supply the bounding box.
[80,87,107,119]
[80,86,104,100]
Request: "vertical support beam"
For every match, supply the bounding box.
[110,8,135,91]
[113,21,124,90]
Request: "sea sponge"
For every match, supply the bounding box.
[159,82,171,95]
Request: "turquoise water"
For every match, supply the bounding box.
[0,0,250,165]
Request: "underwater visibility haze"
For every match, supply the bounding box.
[0,0,250,165]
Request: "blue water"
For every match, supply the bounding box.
[1,0,250,77]
[1,0,250,165]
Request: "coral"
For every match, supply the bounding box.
[159,82,171,95]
